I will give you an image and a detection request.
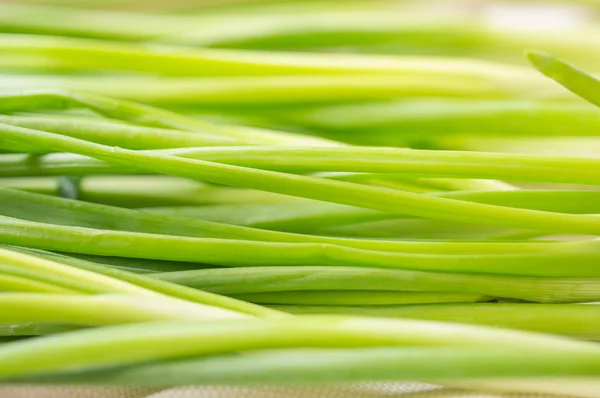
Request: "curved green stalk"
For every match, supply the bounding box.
[4,145,600,185]
[140,146,600,185]
[2,124,600,234]
[0,250,248,319]
[0,315,594,381]
[153,266,600,303]
[0,246,153,295]
[232,291,491,305]
[0,262,117,295]
[10,247,284,318]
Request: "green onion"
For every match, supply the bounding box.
[0,3,599,391]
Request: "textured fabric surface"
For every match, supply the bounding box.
[0,383,587,398]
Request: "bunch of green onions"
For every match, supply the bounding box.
[0,1,599,396]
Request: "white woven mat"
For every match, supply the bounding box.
[0,382,593,398]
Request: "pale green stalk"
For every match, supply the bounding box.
[0,293,246,325]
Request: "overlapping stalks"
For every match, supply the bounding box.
[0,1,599,395]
